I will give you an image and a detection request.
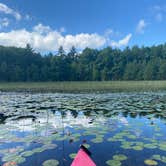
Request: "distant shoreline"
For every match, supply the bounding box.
[0,81,166,93]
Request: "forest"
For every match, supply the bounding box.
[0,44,166,81]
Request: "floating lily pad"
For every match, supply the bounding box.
[144,159,158,166]
[158,143,166,151]
[91,135,103,143]
[155,133,162,137]
[152,155,166,163]
[126,134,137,139]
[106,159,121,166]
[42,159,59,166]
[132,145,143,151]
[2,154,25,164]
[120,144,131,149]
[83,143,90,149]
[152,155,161,161]
[69,153,77,159]
[144,144,157,149]
[21,150,34,157]
[113,154,127,161]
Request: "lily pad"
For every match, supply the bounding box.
[91,136,103,143]
[144,144,157,149]
[132,145,143,151]
[113,154,127,161]
[21,150,34,157]
[69,153,77,159]
[152,155,161,161]
[106,159,121,166]
[152,155,166,163]
[83,143,90,149]
[144,159,158,166]
[42,159,59,166]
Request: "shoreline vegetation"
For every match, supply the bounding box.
[0,81,166,93]
[0,44,166,82]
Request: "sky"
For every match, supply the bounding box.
[0,0,166,53]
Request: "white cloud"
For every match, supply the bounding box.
[136,19,147,34]
[0,18,10,27]
[33,23,52,34]
[0,3,21,20]
[0,23,108,52]
[110,34,132,48]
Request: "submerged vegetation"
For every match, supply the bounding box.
[0,44,166,82]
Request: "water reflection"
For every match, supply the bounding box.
[0,92,166,166]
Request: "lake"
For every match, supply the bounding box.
[0,92,166,166]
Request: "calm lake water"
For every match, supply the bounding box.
[0,92,166,166]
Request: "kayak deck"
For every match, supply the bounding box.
[71,145,96,166]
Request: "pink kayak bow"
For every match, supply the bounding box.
[71,145,96,166]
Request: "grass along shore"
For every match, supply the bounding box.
[0,81,166,93]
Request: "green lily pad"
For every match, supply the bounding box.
[113,154,127,161]
[158,143,166,151]
[106,159,121,166]
[83,143,90,149]
[126,134,137,139]
[152,155,161,161]
[69,153,77,159]
[21,150,34,157]
[144,159,158,166]
[91,135,103,143]
[2,154,25,164]
[144,144,157,149]
[152,155,166,163]
[132,145,143,151]
[42,159,59,166]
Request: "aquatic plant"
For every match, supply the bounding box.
[82,143,90,149]
[158,142,166,151]
[69,153,77,159]
[144,159,158,165]
[144,144,157,149]
[113,154,127,161]
[91,136,103,143]
[152,155,166,163]
[132,145,143,151]
[42,159,59,166]
[106,159,121,166]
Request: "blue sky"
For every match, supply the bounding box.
[0,0,166,53]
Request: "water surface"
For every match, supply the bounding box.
[0,92,166,166]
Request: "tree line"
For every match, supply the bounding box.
[0,44,166,81]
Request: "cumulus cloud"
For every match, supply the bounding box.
[110,34,132,48]
[136,19,147,34]
[33,23,52,34]
[0,23,108,52]
[0,3,21,20]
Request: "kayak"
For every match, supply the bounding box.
[71,145,96,166]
